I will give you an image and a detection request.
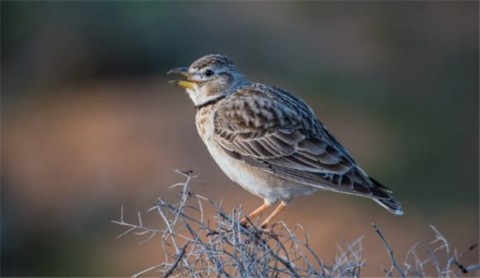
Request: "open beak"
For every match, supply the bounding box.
[167,67,196,90]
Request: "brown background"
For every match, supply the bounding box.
[2,2,478,276]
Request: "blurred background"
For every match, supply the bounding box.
[1,1,478,276]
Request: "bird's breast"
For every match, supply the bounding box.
[195,107,215,142]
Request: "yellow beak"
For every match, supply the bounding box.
[167,67,196,90]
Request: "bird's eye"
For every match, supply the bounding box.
[204,69,214,77]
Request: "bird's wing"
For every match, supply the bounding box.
[214,84,392,198]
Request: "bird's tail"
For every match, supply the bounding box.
[370,177,404,216]
[374,197,404,216]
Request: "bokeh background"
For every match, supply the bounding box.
[2,1,478,276]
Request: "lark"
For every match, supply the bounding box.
[168,54,403,227]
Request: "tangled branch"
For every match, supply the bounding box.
[113,170,478,277]
[113,170,363,277]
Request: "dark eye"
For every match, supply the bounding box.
[204,69,214,77]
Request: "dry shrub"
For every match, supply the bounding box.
[113,170,479,277]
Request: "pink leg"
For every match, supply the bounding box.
[260,201,287,228]
[241,203,270,225]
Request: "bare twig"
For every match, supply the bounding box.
[113,170,478,277]
[163,243,189,278]
[454,243,480,275]
[113,170,366,277]
[372,223,405,278]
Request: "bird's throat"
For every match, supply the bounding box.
[194,95,227,110]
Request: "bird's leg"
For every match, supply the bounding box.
[260,201,287,228]
[241,203,270,225]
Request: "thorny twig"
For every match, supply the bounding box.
[113,170,479,277]
[372,223,405,278]
[374,223,480,278]
[112,170,364,277]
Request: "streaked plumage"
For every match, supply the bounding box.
[168,54,403,227]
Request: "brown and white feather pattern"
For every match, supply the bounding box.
[207,83,402,215]
[172,54,403,216]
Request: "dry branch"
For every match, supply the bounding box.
[113,170,479,277]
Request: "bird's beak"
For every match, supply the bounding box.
[167,67,196,90]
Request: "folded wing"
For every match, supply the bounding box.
[213,84,398,206]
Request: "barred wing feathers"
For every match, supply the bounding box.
[213,84,403,215]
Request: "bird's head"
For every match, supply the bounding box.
[167,54,248,106]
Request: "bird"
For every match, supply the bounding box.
[167,54,403,228]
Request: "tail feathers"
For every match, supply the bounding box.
[374,197,404,216]
[369,177,404,216]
